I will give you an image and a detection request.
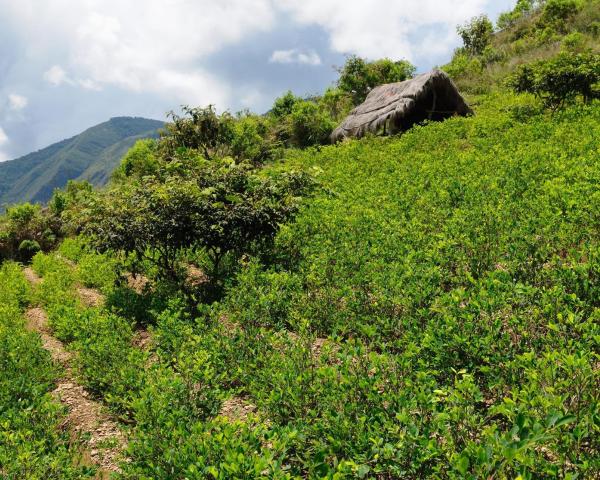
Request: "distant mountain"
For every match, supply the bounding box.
[0,117,164,210]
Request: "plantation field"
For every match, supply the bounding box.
[2,91,598,479]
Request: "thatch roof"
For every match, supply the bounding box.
[331,70,472,142]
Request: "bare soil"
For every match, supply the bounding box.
[218,396,257,423]
[76,286,105,308]
[126,272,150,294]
[23,266,42,285]
[23,270,125,474]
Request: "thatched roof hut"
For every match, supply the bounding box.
[331,70,472,142]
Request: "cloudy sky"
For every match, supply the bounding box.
[0,0,514,161]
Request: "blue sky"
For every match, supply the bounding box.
[0,0,514,161]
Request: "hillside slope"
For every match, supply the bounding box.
[0,117,164,209]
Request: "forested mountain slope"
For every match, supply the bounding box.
[0,117,163,209]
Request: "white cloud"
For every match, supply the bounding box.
[5,1,276,107]
[8,94,28,111]
[0,127,9,162]
[43,65,70,86]
[270,49,322,66]
[0,127,8,146]
[43,65,102,91]
[276,0,489,61]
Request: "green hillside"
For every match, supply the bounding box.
[1,0,599,478]
[0,117,164,210]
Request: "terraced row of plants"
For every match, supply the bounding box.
[5,90,599,478]
[0,262,94,478]
[27,245,295,478]
[203,95,600,478]
[34,94,597,479]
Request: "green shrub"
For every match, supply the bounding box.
[0,263,93,478]
[457,15,494,56]
[84,160,313,284]
[18,239,41,261]
[540,0,582,31]
[159,105,235,160]
[271,91,301,118]
[114,138,160,180]
[336,55,415,105]
[288,101,336,147]
[225,260,302,330]
[0,203,60,261]
[231,113,278,164]
[509,52,600,109]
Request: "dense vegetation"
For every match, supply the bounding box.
[1,0,599,478]
[0,117,163,210]
[0,262,94,478]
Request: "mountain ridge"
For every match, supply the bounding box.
[0,116,164,210]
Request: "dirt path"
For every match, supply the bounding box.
[76,286,105,308]
[23,266,42,285]
[23,268,126,474]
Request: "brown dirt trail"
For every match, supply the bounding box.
[23,267,126,474]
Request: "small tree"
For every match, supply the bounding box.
[160,105,234,160]
[83,159,313,284]
[271,91,301,118]
[539,0,581,32]
[336,56,415,105]
[508,52,600,110]
[457,15,494,56]
[288,101,336,148]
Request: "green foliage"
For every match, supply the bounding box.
[84,159,313,284]
[509,52,600,109]
[197,96,600,477]
[497,0,539,30]
[114,138,160,180]
[225,259,302,330]
[288,101,337,148]
[457,15,495,56]
[336,55,416,105]
[271,91,301,118]
[161,105,235,161]
[0,117,163,208]
[2,7,600,478]
[540,0,582,31]
[0,263,93,478]
[231,113,279,164]
[0,203,59,262]
[447,0,600,93]
[319,87,354,122]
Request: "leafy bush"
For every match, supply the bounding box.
[336,55,415,105]
[540,0,582,31]
[18,238,41,261]
[457,15,494,56]
[271,91,301,118]
[160,105,235,160]
[0,263,93,478]
[114,138,160,180]
[0,203,59,262]
[509,52,600,109]
[288,101,337,147]
[84,160,313,284]
[231,113,279,164]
